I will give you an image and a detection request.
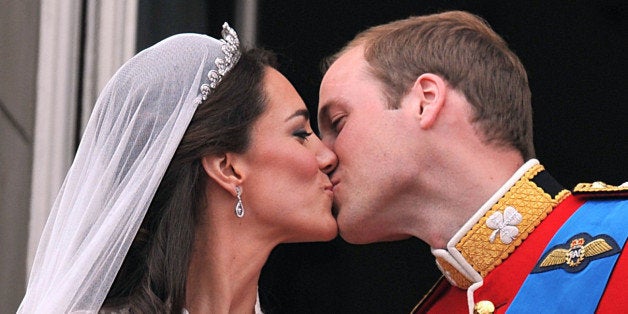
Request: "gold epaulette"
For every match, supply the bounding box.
[573,181,628,198]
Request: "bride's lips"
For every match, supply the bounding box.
[330,178,339,189]
[329,179,340,217]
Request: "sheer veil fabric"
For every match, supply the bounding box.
[18,31,236,313]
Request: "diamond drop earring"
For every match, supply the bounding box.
[235,186,244,218]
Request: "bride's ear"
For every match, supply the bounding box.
[201,153,244,196]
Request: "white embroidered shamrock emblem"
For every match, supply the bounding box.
[486,206,522,244]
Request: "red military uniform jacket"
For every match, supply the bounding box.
[412,159,628,313]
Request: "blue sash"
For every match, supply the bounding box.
[507,198,628,313]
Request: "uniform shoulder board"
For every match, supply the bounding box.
[573,181,628,198]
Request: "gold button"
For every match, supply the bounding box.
[474,300,495,314]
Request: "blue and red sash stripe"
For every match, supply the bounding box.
[508,198,628,313]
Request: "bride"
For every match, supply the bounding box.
[18,23,337,313]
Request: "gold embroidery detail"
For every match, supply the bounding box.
[574,181,628,193]
[435,257,473,288]
[539,237,614,268]
[524,163,544,179]
[456,164,568,277]
[555,189,571,203]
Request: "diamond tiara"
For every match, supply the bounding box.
[200,22,242,101]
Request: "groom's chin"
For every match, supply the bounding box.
[337,216,412,244]
[336,221,374,245]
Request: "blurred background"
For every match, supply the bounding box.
[1,1,625,312]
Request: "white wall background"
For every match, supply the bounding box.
[0,0,40,310]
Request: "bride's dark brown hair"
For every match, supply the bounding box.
[102,47,277,313]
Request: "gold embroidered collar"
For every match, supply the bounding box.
[430,159,570,289]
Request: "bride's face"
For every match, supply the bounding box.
[239,67,338,242]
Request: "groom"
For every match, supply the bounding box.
[317,10,627,313]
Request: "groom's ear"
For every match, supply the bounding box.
[410,73,447,129]
[201,153,244,196]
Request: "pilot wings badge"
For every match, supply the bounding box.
[531,233,620,273]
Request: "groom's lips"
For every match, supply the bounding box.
[330,179,340,217]
[330,178,339,190]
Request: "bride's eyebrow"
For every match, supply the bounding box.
[285,108,310,122]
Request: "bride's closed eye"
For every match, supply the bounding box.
[293,129,313,142]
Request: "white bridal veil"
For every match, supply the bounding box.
[18,24,240,313]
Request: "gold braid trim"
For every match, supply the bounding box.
[573,181,628,198]
[525,163,544,179]
[455,164,569,277]
[435,257,473,288]
[555,189,571,203]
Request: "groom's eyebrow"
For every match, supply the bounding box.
[285,109,310,122]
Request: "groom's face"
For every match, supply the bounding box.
[318,46,419,244]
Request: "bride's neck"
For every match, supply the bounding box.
[185,215,274,313]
